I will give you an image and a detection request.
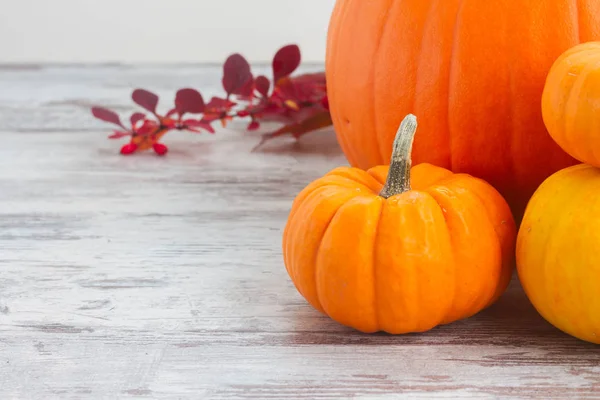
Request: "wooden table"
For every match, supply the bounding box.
[1,65,599,399]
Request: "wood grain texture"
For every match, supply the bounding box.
[0,65,599,400]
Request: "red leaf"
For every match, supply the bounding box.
[236,76,255,98]
[181,118,203,126]
[109,130,132,139]
[222,53,252,96]
[245,101,285,120]
[132,89,159,114]
[135,119,159,136]
[272,72,327,107]
[175,88,205,115]
[152,143,168,156]
[255,75,270,97]
[130,112,145,127]
[252,110,332,151]
[120,142,138,155]
[198,121,215,134]
[272,44,301,83]
[205,97,236,109]
[203,97,236,122]
[91,106,125,128]
[247,120,260,131]
[289,72,326,87]
[182,119,215,133]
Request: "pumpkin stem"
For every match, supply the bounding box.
[379,114,418,199]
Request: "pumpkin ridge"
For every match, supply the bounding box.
[518,176,560,328]
[455,176,513,308]
[288,179,371,226]
[572,168,600,334]
[566,171,600,335]
[414,0,443,162]
[454,179,508,313]
[574,0,582,43]
[564,55,600,163]
[423,188,457,326]
[311,192,351,313]
[561,52,581,160]
[506,10,517,201]
[415,190,456,330]
[287,174,374,227]
[411,163,470,191]
[580,53,600,164]
[412,1,436,162]
[446,0,464,172]
[371,199,384,332]
[366,165,388,186]
[284,185,332,294]
[285,186,365,313]
[536,167,595,333]
[316,195,382,332]
[425,182,499,322]
[326,167,384,193]
[326,0,358,165]
[372,2,395,165]
[310,194,348,314]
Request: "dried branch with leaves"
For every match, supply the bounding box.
[91,44,332,155]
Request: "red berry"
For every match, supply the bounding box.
[237,110,250,117]
[120,142,138,155]
[152,142,168,156]
[247,120,260,131]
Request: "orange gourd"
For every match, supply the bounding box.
[282,115,516,334]
[326,0,600,220]
[517,164,600,344]
[542,41,600,168]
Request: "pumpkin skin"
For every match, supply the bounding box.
[283,116,516,334]
[325,0,600,220]
[542,42,600,169]
[517,164,600,344]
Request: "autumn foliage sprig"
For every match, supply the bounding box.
[91,44,332,155]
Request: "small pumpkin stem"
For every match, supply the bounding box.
[379,114,418,199]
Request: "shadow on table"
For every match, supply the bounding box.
[253,128,344,158]
[286,274,600,356]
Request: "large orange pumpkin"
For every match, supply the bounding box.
[325,0,600,220]
[283,115,516,334]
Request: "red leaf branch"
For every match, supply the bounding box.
[90,44,331,155]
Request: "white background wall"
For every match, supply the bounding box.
[0,0,336,64]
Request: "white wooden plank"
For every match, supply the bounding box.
[0,65,599,400]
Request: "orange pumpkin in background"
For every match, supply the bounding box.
[282,115,516,334]
[325,0,600,220]
[542,41,600,169]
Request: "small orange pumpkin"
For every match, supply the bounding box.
[282,115,516,334]
[542,41,600,168]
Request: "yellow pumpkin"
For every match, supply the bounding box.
[517,163,600,344]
